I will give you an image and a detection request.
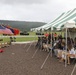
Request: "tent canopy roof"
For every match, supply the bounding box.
[31,8,76,31]
[63,20,76,29]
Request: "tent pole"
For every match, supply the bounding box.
[26,42,33,52]
[40,29,42,51]
[51,27,52,57]
[65,28,67,67]
[71,64,76,75]
[40,51,51,70]
[32,47,39,58]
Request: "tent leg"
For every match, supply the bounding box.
[71,63,76,75]
[65,28,67,67]
[51,27,52,57]
[26,43,33,52]
[32,48,39,58]
[40,50,51,70]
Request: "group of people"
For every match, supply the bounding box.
[36,32,76,65]
[54,37,76,64]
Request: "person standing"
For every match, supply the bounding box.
[54,33,57,41]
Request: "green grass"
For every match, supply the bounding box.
[0,31,37,43]
[1,37,38,43]
[15,37,37,42]
[0,31,64,43]
[28,31,36,35]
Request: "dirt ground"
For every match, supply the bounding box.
[0,43,76,75]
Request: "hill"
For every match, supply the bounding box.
[0,20,46,31]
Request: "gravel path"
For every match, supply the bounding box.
[0,43,76,75]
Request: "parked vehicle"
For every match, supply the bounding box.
[36,32,44,35]
[20,31,29,35]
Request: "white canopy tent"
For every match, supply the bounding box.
[62,20,76,67]
[44,9,76,30]
[31,8,76,68]
[63,20,76,39]
[31,8,76,31]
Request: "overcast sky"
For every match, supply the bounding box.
[0,0,76,23]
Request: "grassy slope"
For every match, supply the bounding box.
[0,20,46,31]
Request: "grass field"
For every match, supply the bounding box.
[2,36,38,42]
[0,31,64,43]
[0,32,37,42]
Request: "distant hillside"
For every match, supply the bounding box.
[0,20,46,31]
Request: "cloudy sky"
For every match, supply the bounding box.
[0,0,76,23]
